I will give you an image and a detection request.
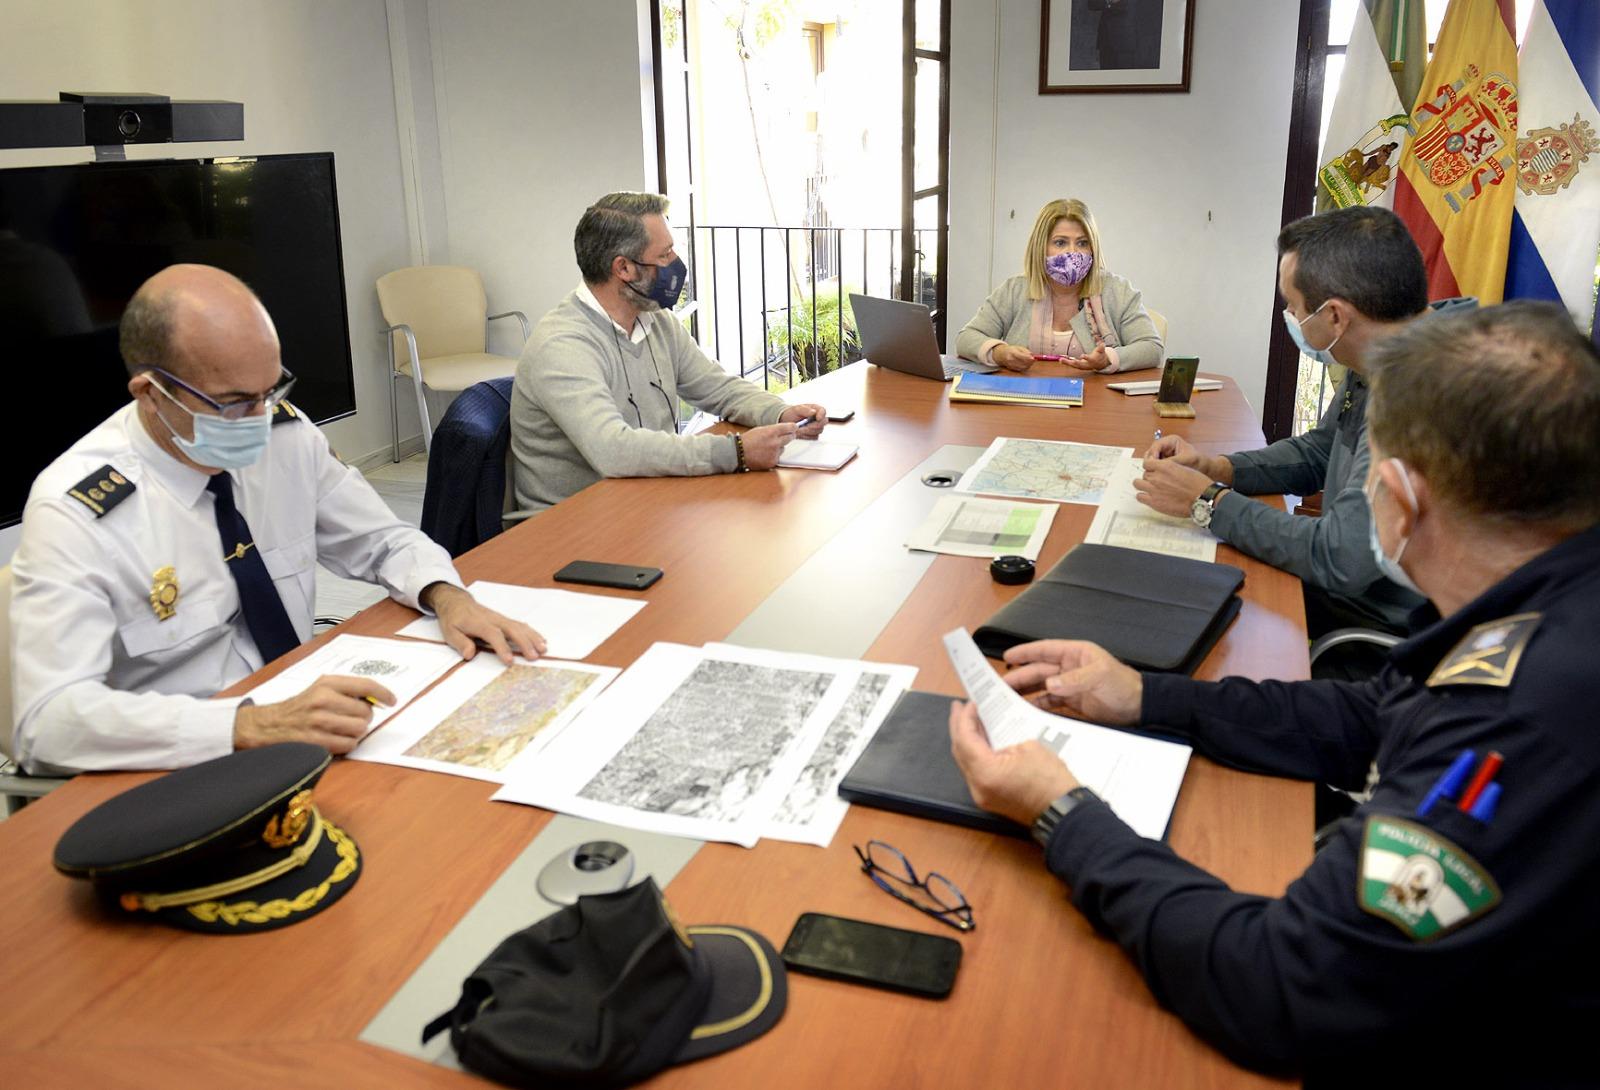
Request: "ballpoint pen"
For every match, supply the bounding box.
[1417,750,1477,818]
[1458,751,1504,812]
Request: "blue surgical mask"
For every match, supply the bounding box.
[624,256,688,311]
[1282,300,1343,367]
[149,381,272,469]
[1363,458,1423,596]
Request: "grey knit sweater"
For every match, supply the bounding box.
[508,291,787,515]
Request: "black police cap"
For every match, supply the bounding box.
[53,742,361,934]
[424,878,787,1088]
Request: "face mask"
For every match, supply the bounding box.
[624,255,688,311]
[149,381,272,470]
[1045,251,1093,288]
[1364,458,1424,596]
[1282,299,1343,367]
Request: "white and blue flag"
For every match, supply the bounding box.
[1504,0,1600,344]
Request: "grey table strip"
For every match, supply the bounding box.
[360,815,702,1070]
[724,444,986,657]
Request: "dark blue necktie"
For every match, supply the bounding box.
[206,472,300,663]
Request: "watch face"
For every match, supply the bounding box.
[1191,496,1212,527]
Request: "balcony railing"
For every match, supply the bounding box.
[683,224,940,390]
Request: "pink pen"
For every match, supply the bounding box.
[1032,354,1065,362]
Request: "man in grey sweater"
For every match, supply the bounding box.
[1136,206,1474,640]
[509,192,826,516]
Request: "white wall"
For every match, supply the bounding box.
[0,0,418,467]
[424,0,649,359]
[947,0,1302,414]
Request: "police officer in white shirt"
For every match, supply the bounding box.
[10,264,546,775]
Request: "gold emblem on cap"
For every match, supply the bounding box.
[660,894,695,949]
[262,789,314,849]
[150,566,179,621]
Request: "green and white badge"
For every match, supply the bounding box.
[1358,816,1501,941]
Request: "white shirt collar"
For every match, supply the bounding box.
[123,401,216,510]
[576,281,652,345]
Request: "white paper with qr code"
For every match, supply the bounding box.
[942,628,1191,839]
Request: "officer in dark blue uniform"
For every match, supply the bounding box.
[950,301,1600,1087]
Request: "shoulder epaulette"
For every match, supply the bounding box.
[271,401,303,426]
[66,464,136,518]
[1426,612,1543,689]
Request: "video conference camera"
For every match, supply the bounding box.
[0,92,243,150]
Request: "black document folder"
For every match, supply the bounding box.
[837,690,1027,838]
[972,544,1244,674]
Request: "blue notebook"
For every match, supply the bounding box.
[953,373,1084,401]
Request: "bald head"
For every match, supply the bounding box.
[120,265,280,390]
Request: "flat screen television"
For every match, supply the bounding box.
[0,151,356,528]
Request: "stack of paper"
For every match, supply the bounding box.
[905,495,1056,560]
[1106,377,1224,396]
[493,643,916,848]
[949,373,1084,408]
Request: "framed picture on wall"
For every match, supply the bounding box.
[1039,0,1195,94]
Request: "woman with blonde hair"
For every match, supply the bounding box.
[957,198,1161,373]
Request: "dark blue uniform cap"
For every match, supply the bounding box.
[424,877,786,1088]
[53,742,361,934]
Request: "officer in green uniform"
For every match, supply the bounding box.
[949,301,1600,1086]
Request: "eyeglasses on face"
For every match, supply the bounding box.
[141,365,297,421]
[853,839,974,933]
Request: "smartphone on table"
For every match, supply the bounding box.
[552,560,664,591]
[781,912,962,999]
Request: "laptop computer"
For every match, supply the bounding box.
[850,293,996,382]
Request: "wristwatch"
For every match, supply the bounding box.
[1031,786,1101,848]
[1190,482,1230,528]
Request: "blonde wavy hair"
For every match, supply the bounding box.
[1022,199,1105,300]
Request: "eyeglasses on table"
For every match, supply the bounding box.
[853,839,974,933]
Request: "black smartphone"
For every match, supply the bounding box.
[1156,356,1200,404]
[781,912,962,999]
[826,410,856,423]
[552,560,664,591]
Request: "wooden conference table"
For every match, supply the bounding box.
[0,362,1309,1089]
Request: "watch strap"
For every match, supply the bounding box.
[1031,786,1101,848]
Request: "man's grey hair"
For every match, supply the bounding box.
[1367,300,1600,532]
[574,192,669,285]
[119,289,178,378]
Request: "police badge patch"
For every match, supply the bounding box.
[1359,816,1500,941]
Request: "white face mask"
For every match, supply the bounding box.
[1364,458,1423,596]
[1282,299,1343,367]
[148,380,272,470]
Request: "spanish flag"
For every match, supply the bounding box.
[1393,0,1519,303]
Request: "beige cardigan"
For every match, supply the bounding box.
[954,272,1163,372]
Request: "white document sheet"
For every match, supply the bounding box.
[396,582,647,660]
[1106,378,1225,396]
[942,628,1191,840]
[956,436,1132,506]
[905,495,1057,560]
[493,643,862,847]
[778,439,859,470]
[689,644,917,847]
[243,635,462,734]
[1086,457,1219,563]
[351,657,618,783]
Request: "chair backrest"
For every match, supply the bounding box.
[376,265,490,361]
[419,377,516,556]
[1145,306,1169,344]
[0,564,16,761]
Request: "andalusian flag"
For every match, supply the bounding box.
[1393,0,1520,303]
[1316,0,1429,211]
[1503,0,1600,343]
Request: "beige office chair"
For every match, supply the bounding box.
[1145,306,1168,345]
[0,565,70,814]
[376,266,530,460]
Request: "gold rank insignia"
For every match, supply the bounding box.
[66,464,136,518]
[1426,612,1543,689]
[150,566,179,621]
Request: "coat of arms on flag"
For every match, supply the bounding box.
[1410,64,1521,212]
[1320,114,1416,208]
[1515,114,1599,197]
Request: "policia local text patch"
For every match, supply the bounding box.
[1358,816,1501,941]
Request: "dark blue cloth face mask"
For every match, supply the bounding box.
[625,256,688,310]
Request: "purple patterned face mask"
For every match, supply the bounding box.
[1045,250,1093,287]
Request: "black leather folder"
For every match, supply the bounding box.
[972,544,1244,674]
[837,690,1027,838]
